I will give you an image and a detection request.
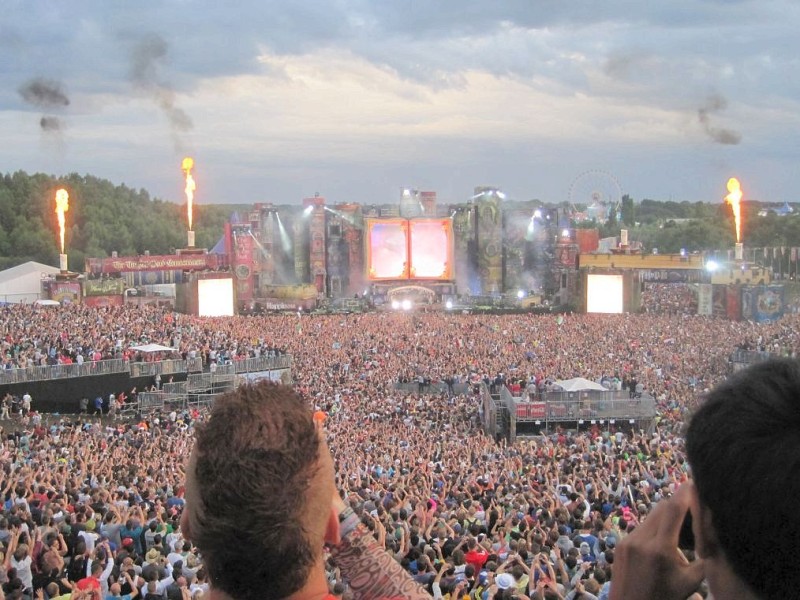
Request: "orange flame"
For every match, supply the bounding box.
[725,177,743,243]
[182,157,196,230]
[54,188,69,254]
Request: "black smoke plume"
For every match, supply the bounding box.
[130,33,193,137]
[18,78,70,108]
[698,94,741,145]
[40,116,63,131]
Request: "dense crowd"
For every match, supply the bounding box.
[1,297,799,599]
[640,284,698,316]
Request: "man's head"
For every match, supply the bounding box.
[181,383,336,600]
[687,358,800,599]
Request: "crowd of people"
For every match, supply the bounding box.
[0,298,799,599]
[640,283,698,316]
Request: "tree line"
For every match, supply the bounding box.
[0,171,242,271]
[603,194,800,254]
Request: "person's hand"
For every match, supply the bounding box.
[610,482,704,600]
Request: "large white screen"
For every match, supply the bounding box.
[587,274,623,313]
[198,278,234,317]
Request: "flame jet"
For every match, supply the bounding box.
[725,177,743,243]
[182,157,196,230]
[55,188,69,253]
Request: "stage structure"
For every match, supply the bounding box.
[84,251,230,313]
[80,173,633,312]
[473,188,504,294]
[364,216,457,304]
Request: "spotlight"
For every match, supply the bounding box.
[445,300,453,310]
[533,209,542,219]
[561,229,570,238]
[303,206,314,216]
[517,290,525,299]
[705,260,719,272]
[391,300,400,310]
[401,299,412,311]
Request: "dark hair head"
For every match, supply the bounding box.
[186,383,328,600]
[687,358,800,599]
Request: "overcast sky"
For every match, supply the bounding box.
[2,1,799,207]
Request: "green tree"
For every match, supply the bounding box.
[620,194,635,226]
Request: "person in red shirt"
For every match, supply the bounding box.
[464,537,489,573]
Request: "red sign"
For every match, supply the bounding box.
[86,254,222,274]
[515,402,546,419]
[83,295,124,308]
[529,402,546,418]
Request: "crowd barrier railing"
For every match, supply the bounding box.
[1,352,292,398]
[0,358,129,385]
[129,358,188,378]
[514,392,657,422]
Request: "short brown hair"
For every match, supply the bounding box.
[189,383,323,600]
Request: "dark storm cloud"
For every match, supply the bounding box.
[18,78,70,108]
[129,33,193,135]
[698,94,742,145]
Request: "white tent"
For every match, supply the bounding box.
[0,261,61,304]
[33,299,61,306]
[129,343,175,353]
[554,377,608,392]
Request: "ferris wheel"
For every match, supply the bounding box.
[568,170,623,219]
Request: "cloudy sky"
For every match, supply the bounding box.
[2,1,799,207]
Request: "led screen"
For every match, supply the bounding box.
[366,219,409,280]
[409,219,454,279]
[198,278,235,316]
[586,274,623,314]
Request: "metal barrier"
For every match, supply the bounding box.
[394,380,470,395]
[514,392,657,424]
[479,382,500,439]
[135,391,191,413]
[129,359,187,378]
[0,358,128,384]
[729,349,778,373]
[1,353,291,386]
[229,355,292,373]
[162,381,187,394]
[186,372,235,393]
